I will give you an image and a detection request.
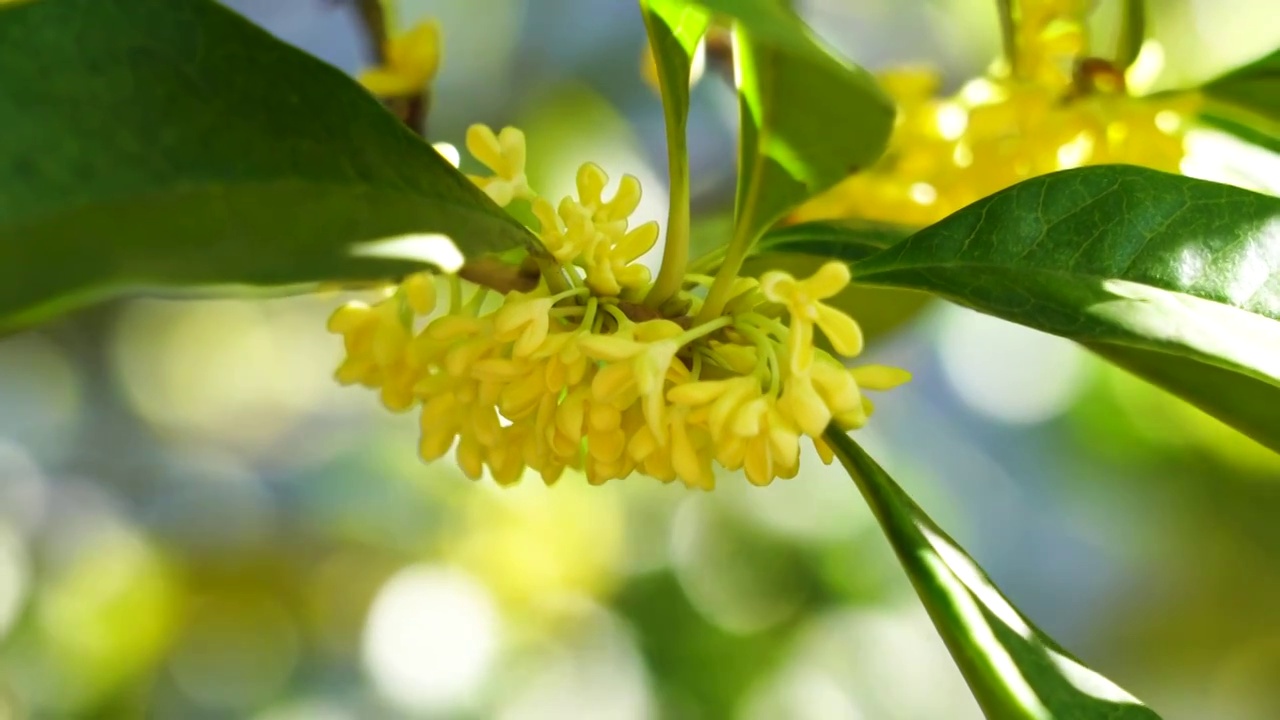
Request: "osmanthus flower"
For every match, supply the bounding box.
[357,20,442,98]
[791,1,1202,227]
[327,122,911,490]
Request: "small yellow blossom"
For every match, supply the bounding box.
[329,120,910,489]
[358,20,442,98]
[792,3,1201,228]
[466,124,534,206]
[760,261,864,374]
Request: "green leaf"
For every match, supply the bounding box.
[849,165,1280,452]
[1197,112,1280,156]
[641,1,710,133]
[1086,343,1280,449]
[825,429,1163,720]
[639,0,711,305]
[0,0,535,331]
[756,219,916,262]
[1200,46,1280,152]
[709,0,895,245]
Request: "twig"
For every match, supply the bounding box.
[352,0,389,64]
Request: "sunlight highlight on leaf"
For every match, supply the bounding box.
[827,429,1164,719]
[350,233,466,273]
[917,552,1051,720]
[1090,279,1280,383]
[920,524,1033,640]
[1046,650,1144,706]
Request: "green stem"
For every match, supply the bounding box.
[675,314,733,346]
[997,0,1019,78]
[532,256,571,295]
[549,286,589,305]
[641,6,696,310]
[734,321,781,395]
[580,297,599,333]
[448,274,462,313]
[697,24,765,324]
[650,202,691,304]
[689,247,725,275]
[645,182,690,308]
[603,302,631,328]
[694,214,755,323]
[1115,0,1147,70]
[742,311,787,338]
[464,287,490,315]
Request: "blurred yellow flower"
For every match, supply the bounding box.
[793,3,1201,227]
[358,20,442,98]
[444,482,625,621]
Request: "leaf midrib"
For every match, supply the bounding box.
[852,258,1279,322]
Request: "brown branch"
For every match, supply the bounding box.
[456,256,541,294]
[352,0,389,64]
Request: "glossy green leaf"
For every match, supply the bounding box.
[709,0,895,245]
[0,0,535,331]
[1200,46,1280,152]
[849,166,1280,452]
[825,429,1163,720]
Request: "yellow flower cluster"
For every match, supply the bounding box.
[329,126,909,489]
[793,4,1200,227]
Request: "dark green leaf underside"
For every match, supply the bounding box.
[757,219,916,262]
[848,165,1280,451]
[826,429,1162,720]
[0,0,533,330]
[1200,46,1280,151]
[1087,343,1280,447]
[1198,105,1280,155]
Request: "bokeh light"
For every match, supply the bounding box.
[362,565,500,713]
[111,298,335,453]
[937,306,1090,425]
[0,525,29,642]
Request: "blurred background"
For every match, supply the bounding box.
[2,0,1279,718]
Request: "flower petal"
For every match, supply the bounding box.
[851,364,913,391]
[802,261,851,299]
[814,304,864,357]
